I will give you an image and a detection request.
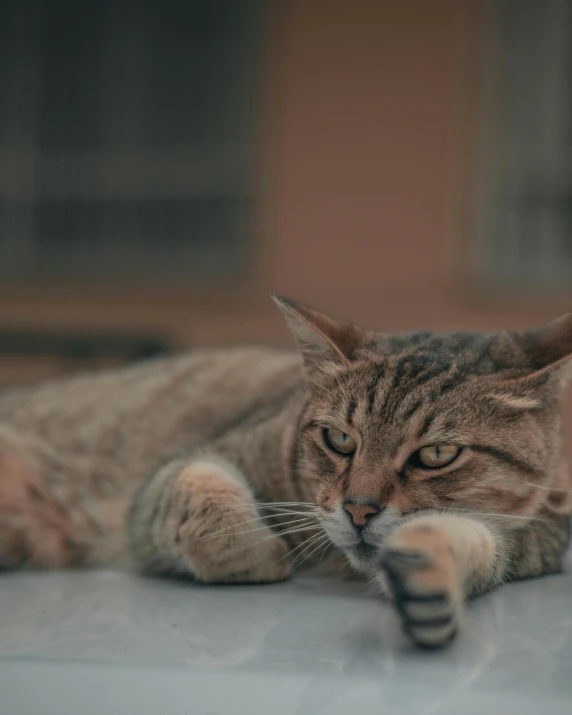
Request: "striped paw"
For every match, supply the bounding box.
[380,524,462,648]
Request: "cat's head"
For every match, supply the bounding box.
[274,294,572,571]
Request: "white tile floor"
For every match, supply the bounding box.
[1,557,571,715]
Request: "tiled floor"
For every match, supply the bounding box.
[1,560,571,714]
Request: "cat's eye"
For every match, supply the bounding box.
[323,428,356,455]
[416,444,460,469]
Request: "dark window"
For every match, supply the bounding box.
[473,0,572,292]
[0,0,262,279]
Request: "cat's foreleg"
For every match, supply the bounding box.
[128,455,291,583]
[377,509,570,648]
[376,512,508,648]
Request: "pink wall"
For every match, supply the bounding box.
[264,0,459,329]
[260,0,572,454]
[262,0,569,328]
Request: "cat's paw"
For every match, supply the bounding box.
[379,521,462,648]
[165,459,293,584]
[220,533,291,584]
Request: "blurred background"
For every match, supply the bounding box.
[0,1,571,451]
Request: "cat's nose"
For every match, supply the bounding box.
[343,499,381,527]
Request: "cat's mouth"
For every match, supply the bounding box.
[345,539,380,570]
[353,541,377,558]
[321,505,403,571]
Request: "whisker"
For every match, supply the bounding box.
[187,514,312,544]
[219,525,319,558]
[217,516,316,541]
[247,524,322,550]
[275,531,324,565]
[447,507,547,523]
[186,515,271,543]
[292,534,332,570]
[265,510,316,518]
[303,537,333,567]
[313,540,335,564]
[274,521,322,535]
[273,517,319,531]
[214,502,318,514]
[290,532,330,568]
[266,508,319,519]
[230,517,316,540]
[204,505,318,522]
[257,501,317,507]
[521,480,572,493]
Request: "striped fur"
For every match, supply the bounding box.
[0,297,570,648]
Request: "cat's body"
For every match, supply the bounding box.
[0,295,570,648]
[0,347,311,569]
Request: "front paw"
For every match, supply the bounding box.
[379,523,462,649]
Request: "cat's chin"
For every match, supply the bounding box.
[345,542,380,572]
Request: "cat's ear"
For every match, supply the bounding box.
[271,293,364,372]
[494,314,572,407]
[513,313,572,375]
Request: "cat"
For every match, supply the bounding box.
[0,294,570,649]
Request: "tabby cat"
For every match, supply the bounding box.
[0,295,570,648]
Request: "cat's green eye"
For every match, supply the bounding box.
[323,428,356,455]
[416,444,460,469]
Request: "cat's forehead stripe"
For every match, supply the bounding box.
[346,399,357,426]
[401,399,423,422]
[368,354,457,419]
[416,413,436,438]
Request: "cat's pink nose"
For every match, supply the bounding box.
[343,501,380,527]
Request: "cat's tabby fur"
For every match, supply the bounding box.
[0,295,570,648]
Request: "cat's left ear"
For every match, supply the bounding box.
[514,313,572,380]
[271,293,365,373]
[500,314,572,401]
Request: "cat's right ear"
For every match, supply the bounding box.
[271,293,364,374]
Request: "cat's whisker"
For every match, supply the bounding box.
[247,524,323,550]
[292,534,332,570]
[520,480,572,493]
[187,514,314,544]
[448,507,547,523]
[214,501,317,510]
[266,508,319,519]
[260,505,317,513]
[231,517,316,540]
[221,517,317,541]
[273,517,319,531]
[274,521,322,535]
[185,514,282,543]
[313,540,334,564]
[220,525,319,557]
[274,530,324,565]
[289,532,330,568]
[254,502,318,510]
[210,505,319,522]
[302,537,333,568]
[215,502,318,517]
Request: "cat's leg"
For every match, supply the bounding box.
[377,513,501,648]
[128,455,291,583]
[0,425,94,569]
[377,510,569,648]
